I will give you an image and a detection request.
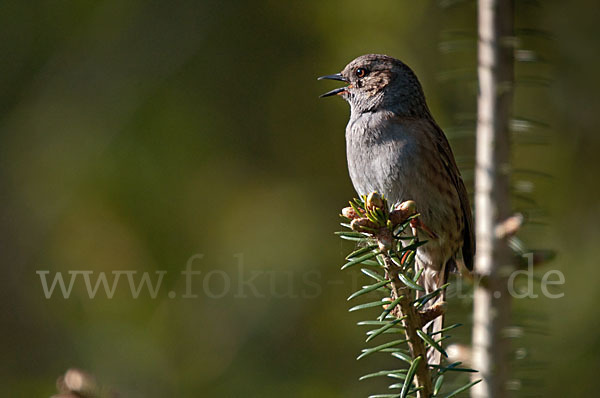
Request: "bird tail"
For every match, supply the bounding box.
[417,262,449,366]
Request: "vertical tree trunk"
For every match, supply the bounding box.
[471,0,514,397]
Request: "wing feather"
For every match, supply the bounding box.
[429,119,475,271]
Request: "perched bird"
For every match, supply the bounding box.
[319,54,474,363]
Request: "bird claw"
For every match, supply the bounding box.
[410,218,438,240]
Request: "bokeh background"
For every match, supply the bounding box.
[1,0,599,396]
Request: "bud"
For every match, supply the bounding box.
[350,217,378,233]
[341,206,358,219]
[396,200,417,214]
[389,200,418,226]
[366,191,385,211]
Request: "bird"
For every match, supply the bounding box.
[319,54,474,364]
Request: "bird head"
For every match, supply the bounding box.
[318,54,427,117]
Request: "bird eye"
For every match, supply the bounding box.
[355,68,368,78]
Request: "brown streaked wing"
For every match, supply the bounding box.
[428,118,475,271]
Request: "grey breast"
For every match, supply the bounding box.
[345,110,420,206]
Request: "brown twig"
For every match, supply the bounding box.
[379,239,433,398]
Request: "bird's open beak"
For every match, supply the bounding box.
[318,73,349,98]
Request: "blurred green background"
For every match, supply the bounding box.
[1,0,599,396]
